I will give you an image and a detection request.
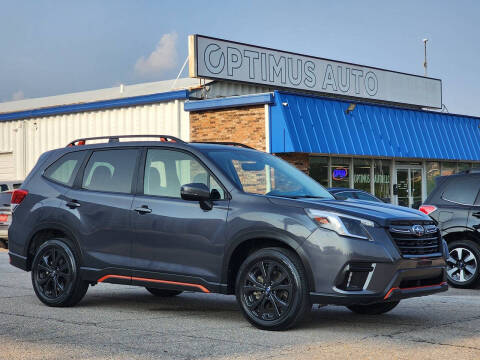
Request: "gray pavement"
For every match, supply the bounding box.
[0,248,479,360]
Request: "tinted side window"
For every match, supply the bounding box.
[82,149,138,194]
[442,176,480,205]
[336,191,357,200]
[44,151,86,187]
[356,191,380,202]
[144,149,225,199]
[0,184,7,192]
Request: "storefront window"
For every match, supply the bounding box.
[426,162,440,195]
[353,159,371,192]
[374,160,390,202]
[442,162,456,176]
[397,161,422,166]
[309,157,328,187]
[331,157,350,188]
[457,163,471,173]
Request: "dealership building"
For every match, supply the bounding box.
[1,34,480,208]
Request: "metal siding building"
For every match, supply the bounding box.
[0,80,197,180]
[0,78,269,180]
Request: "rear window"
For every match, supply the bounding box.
[442,176,480,205]
[44,151,86,187]
[82,149,138,194]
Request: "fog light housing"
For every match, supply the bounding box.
[337,262,376,291]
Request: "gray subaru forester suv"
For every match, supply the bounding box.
[8,135,447,330]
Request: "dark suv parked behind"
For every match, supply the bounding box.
[9,135,447,330]
[421,169,480,288]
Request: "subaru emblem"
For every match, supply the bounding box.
[411,224,425,237]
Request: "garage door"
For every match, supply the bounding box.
[0,152,15,181]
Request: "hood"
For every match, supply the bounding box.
[267,197,431,227]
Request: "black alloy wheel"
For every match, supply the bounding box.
[446,240,480,288]
[236,248,310,331]
[242,260,292,321]
[32,239,89,307]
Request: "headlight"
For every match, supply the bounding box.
[305,209,375,240]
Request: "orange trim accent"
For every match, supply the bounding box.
[384,281,447,300]
[97,275,130,283]
[97,274,210,293]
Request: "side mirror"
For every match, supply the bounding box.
[180,183,211,201]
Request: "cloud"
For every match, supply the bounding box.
[12,90,25,101]
[134,32,178,77]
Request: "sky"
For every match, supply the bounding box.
[1,0,479,116]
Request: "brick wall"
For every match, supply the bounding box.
[189,105,266,151]
[189,105,310,175]
[276,153,310,175]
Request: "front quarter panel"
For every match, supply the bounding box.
[222,192,317,284]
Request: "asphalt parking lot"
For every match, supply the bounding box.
[0,249,479,360]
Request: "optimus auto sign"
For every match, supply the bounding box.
[189,35,442,108]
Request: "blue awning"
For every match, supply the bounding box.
[270,91,480,161]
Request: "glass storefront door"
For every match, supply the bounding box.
[396,169,409,207]
[411,168,423,208]
[395,167,423,208]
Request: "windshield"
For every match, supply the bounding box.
[205,149,334,199]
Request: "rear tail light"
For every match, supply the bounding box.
[419,205,437,215]
[11,189,28,204]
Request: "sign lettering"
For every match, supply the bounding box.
[189,35,442,108]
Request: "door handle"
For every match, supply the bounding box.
[473,212,480,219]
[134,205,152,214]
[66,200,80,209]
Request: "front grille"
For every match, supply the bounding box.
[389,221,442,257]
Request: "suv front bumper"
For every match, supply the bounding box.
[302,227,448,305]
[310,279,447,305]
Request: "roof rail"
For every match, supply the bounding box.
[191,141,253,149]
[66,135,184,147]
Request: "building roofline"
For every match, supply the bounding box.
[0,78,205,114]
[0,90,188,122]
[274,90,480,121]
[184,93,274,112]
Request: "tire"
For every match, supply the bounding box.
[347,301,400,315]
[146,288,183,297]
[235,247,311,331]
[446,240,480,288]
[31,238,89,307]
